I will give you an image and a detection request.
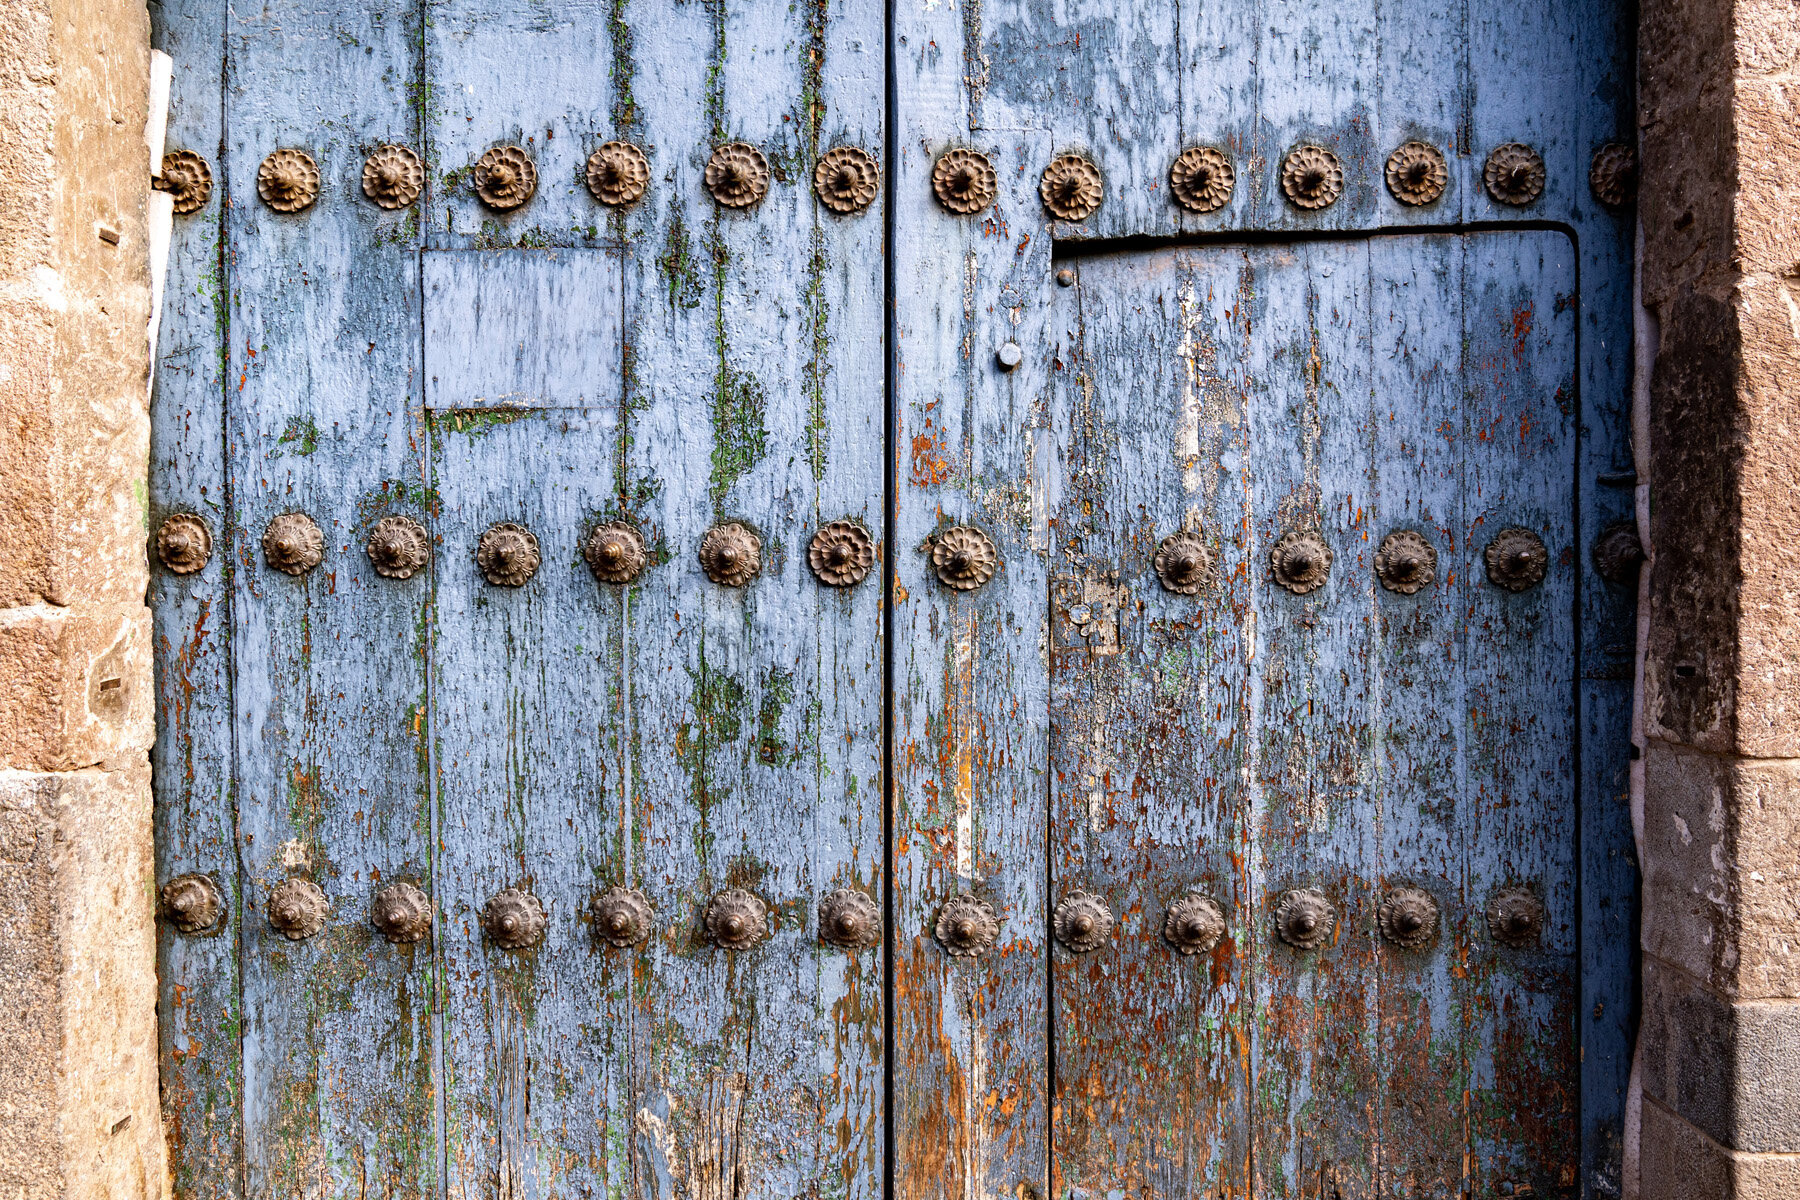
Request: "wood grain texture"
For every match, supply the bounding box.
[222,2,436,1196]
[149,2,240,1196]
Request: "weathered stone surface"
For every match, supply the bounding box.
[1642,743,1800,999]
[0,605,153,773]
[1641,1097,1800,1200]
[0,765,166,1200]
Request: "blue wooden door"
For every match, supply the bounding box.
[149,0,1636,1197]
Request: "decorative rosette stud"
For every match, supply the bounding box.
[1484,143,1545,206]
[1169,146,1234,213]
[362,144,423,209]
[366,515,430,580]
[155,150,213,214]
[263,512,324,576]
[1052,891,1114,953]
[266,878,328,941]
[1378,886,1440,950]
[1280,145,1344,210]
[475,145,537,210]
[481,888,547,950]
[933,894,999,956]
[161,873,224,934]
[156,513,212,575]
[931,148,997,215]
[1484,528,1548,592]
[1269,529,1332,595]
[1274,887,1336,950]
[258,148,319,213]
[477,522,541,587]
[591,886,654,948]
[371,882,433,944]
[1039,154,1103,221]
[1153,530,1215,595]
[930,525,997,591]
[705,888,768,950]
[1384,141,1447,206]
[705,143,770,208]
[818,888,882,949]
[1163,892,1227,956]
[584,521,647,584]
[586,141,650,206]
[1590,142,1638,208]
[699,522,762,587]
[814,146,880,214]
[1374,530,1437,594]
[1486,886,1545,948]
[809,520,875,587]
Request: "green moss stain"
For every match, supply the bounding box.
[675,647,746,864]
[428,407,534,439]
[277,414,320,456]
[609,0,637,130]
[708,353,769,507]
[803,228,831,480]
[656,209,704,313]
[756,667,796,765]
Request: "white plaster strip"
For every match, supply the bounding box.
[146,50,173,399]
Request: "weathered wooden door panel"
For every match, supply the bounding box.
[1042,233,1577,1199]
[153,0,1634,1193]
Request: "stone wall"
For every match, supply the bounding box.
[0,0,166,1197]
[1638,0,1800,1193]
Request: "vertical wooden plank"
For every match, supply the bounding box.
[149,3,239,1196]
[1240,242,1380,1200]
[1366,236,1470,1198]
[1461,232,1580,1199]
[223,2,434,1195]
[1044,249,1255,1200]
[892,0,1055,1189]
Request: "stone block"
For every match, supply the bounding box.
[0,605,152,772]
[0,764,165,1200]
[1640,956,1800,1153]
[1640,1097,1800,1200]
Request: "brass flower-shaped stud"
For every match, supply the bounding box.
[1052,891,1114,953]
[1274,887,1335,950]
[1280,145,1344,210]
[477,522,541,588]
[156,513,212,575]
[931,525,997,591]
[481,887,547,950]
[161,873,224,934]
[814,146,880,214]
[1040,154,1103,221]
[591,886,654,948]
[1590,142,1637,208]
[934,894,999,956]
[1154,530,1214,595]
[1592,520,1645,586]
[699,522,762,587]
[809,520,875,587]
[263,512,324,576]
[1484,528,1548,592]
[371,882,433,945]
[366,515,430,580]
[1378,886,1440,950]
[931,148,997,215]
[584,520,647,585]
[155,150,213,214]
[1385,141,1447,206]
[258,149,319,213]
[1486,886,1545,948]
[586,141,650,207]
[705,142,770,208]
[266,878,328,941]
[705,888,768,950]
[818,888,882,949]
[1163,892,1227,956]
[1484,143,1545,206]
[1374,529,1437,594]
[1270,529,1332,594]
[1169,145,1234,213]
[362,144,422,209]
[475,145,537,210]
